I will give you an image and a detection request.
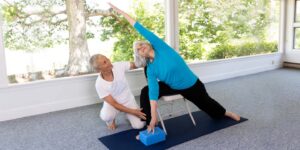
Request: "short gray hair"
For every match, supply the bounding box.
[89,54,101,66]
[89,54,103,71]
[133,41,149,67]
[133,41,150,51]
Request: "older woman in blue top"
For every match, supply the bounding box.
[108,3,240,134]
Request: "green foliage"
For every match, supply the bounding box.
[2,0,279,61]
[2,0,67,51]
[2,5,18,22]
[86,32,95,39]
[207,42,278,60]
[178,0,217,60]
[295,29,300,49]
[178,0,275,60]
[207,44,236,60]
[99,1,165,62]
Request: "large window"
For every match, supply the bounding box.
[296,0,300,21]
[294,28,300,49]
[294,0,300,49]
[178,0,280,62]
[1,0,164,84]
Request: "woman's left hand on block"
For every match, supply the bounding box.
[147,116,158,133]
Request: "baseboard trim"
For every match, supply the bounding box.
[283,62,300,69]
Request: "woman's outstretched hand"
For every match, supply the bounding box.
[107,3,122,14]
[107,2,136,26]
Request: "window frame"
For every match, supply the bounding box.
[292,0,300,50]
[0,0,168,85]
[0,0,287,87]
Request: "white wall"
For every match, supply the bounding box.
[0,53,282,121]
[0,75,99,121]
[189,53,282,83]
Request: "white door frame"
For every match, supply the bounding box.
[0,12,8,87]
[285,0,300,63]
[164,0,179,51]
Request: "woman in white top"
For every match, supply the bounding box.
[90,54,146,130]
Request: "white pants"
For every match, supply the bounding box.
[100,99,145,129]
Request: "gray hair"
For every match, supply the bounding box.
[133,41,149,67]
[89,54,103,71]
[89,54,100,65]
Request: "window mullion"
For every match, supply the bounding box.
[165,0,179,51]
[0,12,8,87]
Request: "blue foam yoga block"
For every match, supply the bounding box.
[139,127,166,146]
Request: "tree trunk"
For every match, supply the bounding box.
[65,0,90,75]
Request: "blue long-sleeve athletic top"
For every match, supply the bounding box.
[134,22,198,101]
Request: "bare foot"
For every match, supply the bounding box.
[136,134,140,140]
[106,120,117,130]
[225,111,240,121]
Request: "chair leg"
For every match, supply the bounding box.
[184,99,196,126]
[170,101,174,117]
[157,108,167,134]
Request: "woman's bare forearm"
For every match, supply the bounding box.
[150,100,158,118]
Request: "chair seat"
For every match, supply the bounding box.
[160,94,183,102]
